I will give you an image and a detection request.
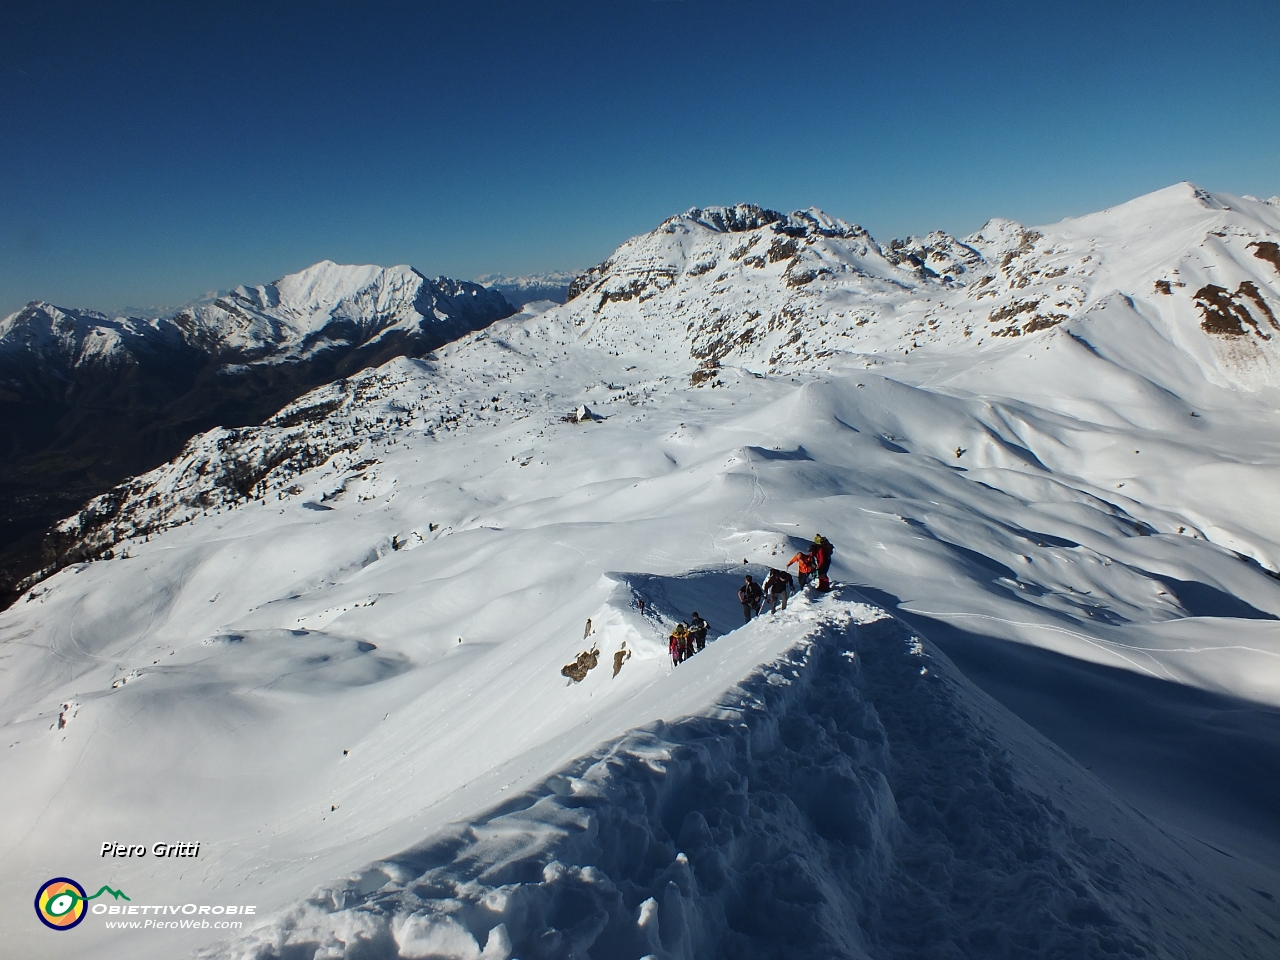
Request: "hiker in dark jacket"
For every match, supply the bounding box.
[762,568,793,614]
[689,612,709,652]
[738,575,763,622]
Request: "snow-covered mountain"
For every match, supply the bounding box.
[36,183,1280,587]
[0,261,513,373]
[0,302,192,373]
[0,262,513,606]
[3,184,1280,959]
[563,185,1280,387]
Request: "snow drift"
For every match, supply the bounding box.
[202,594,1279,960]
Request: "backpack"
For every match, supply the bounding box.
[813,535,833,566]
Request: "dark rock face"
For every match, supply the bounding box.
[883,233,985,282]
[0,279,514,608]
[567,262,612,302]
[1194,282,1280,338]
[682,204,786,234]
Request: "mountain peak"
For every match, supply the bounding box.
[1048,182,1239,237]
[668,204,868,241]
[266,261,423,314]
[674,204,787,234]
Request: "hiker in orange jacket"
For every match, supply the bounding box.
[787,550,815,589]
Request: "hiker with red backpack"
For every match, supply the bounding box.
[669,622,691,666]
[811,534,834,591]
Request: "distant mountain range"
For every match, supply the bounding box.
[474,270,580,306]
[0,263,513,604]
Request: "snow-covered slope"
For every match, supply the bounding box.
[2,184,1280,958]
[201,597,1280,960]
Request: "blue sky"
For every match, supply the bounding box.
[2,0,1277,316]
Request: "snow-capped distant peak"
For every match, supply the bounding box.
[0,301,180,369]
[0,261,514,380]
[271,261,421,313]
[475,270,580,287]
[963,217,1039,249]
[168,261,512,359]
[477,271,580,306]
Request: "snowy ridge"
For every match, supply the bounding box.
[172,261,512,362]
[561,182,1280,382]
[204,595,1278,960]
[0,301,189,372]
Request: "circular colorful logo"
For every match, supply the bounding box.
[35,878,88,930]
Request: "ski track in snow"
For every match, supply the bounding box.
[2,184,1280,958]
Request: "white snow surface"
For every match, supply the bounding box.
[3,183,1280,958]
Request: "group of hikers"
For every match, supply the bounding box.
[667,612,710,665]
[739,533,833,622]
[667,534,835,667]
